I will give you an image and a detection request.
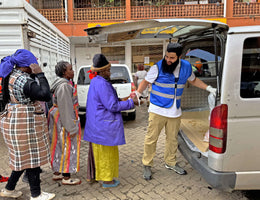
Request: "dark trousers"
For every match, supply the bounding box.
[6,167,41,198]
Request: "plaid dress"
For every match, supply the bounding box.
[0,70,50,171]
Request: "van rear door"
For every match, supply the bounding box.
[208,27,260,190]
[85,19,228,44]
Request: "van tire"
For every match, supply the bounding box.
[79,114,86,126]
[128,110,136,121]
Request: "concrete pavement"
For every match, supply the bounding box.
[0,105,252,200]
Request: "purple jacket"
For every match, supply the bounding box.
[83,75,134,146]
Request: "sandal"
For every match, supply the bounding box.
[102,180,120,188]
[62,178,81,185]
[52,174,63,181]
[86,179,97,184]
[0,176,9,183]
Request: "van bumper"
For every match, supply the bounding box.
[78,107,136,116]
[178,132,236,191]
[121,108,136,114]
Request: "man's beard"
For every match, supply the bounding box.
[162,58,179,74]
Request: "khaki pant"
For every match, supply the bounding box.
[142,112,181,167]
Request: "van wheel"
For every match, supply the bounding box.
[128,110,136,121]
[79,114,86,126]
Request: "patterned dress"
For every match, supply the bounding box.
[48,78,81,173]
[0,69,50,171]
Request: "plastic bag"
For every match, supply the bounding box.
[203,93,215,142]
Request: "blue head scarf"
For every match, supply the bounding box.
[0,49,38,78]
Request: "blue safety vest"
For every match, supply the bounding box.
[150,59,192,108]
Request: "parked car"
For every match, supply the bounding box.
[76,64,136,120]
[85,19,260,191]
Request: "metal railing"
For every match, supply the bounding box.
[131,4,223,19]
[38,9,66,23]
[233,2,260,16]
[37,2,260,23]
[74,7,126,21]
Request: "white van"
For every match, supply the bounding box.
[76,64,136,120]
[85,19,260,191]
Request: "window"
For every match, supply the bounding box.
[110,66,131,83]
[240,37,260,98]
[74,0,92,8]
[31,0,63,9]
[77,67,91,85]
[77,66,130,85]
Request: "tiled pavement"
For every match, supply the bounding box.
[0,105,253,200]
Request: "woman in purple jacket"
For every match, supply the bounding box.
[84,54,139,188]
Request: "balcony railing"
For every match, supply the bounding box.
[131,4,223,19]
[233,2,260,16]
[37,2,260,23]
[38,9,66,23]
[74,7,125,21]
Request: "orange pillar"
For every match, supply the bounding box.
[68,0,74,22]
[226,0,233,18]
[126,0,131,21]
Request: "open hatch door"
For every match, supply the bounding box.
[84,19,229,43]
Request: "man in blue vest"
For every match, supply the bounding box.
[136,42,216,180]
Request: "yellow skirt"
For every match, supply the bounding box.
[92,143,119,181]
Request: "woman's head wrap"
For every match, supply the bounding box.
[0,49,38,78]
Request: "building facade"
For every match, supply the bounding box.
[25,0,260,74]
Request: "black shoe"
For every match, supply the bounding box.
[143,166,152,180]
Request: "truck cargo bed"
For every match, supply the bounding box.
[180,110,210,152]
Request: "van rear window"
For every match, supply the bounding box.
[240,37,260,98]
[77,66,131,85]
[110,66,131,83]
[77,67,91,85]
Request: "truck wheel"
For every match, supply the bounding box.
[128,110,136,121]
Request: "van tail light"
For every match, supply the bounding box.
[209,104,228,154]
[131,82,136,92]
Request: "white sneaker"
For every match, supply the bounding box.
[0,188,23,198]
[30,192,55,200]
[62,178,81,185]
[52,173,63,181]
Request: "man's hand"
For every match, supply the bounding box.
[130,91,143,106]
[30,63,42,74]
[206,85,217,97]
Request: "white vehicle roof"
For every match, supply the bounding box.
[78,63,129,68]
[228,25,260,34]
